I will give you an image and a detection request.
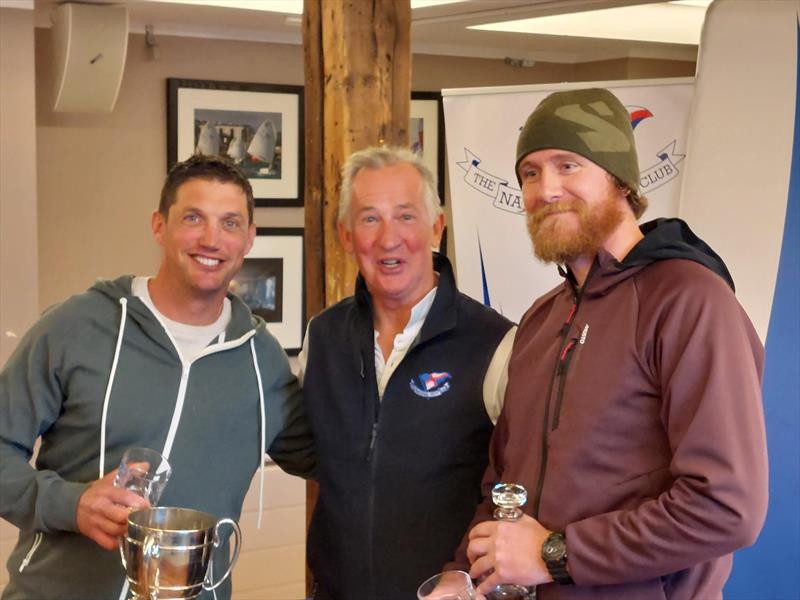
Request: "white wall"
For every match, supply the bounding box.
[0,7,39,592]
[233,465,307,599]
[679,0,797,342]
[0,6,38,366]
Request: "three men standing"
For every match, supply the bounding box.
[1,88,769,600]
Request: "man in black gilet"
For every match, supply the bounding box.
[300,146,515,599]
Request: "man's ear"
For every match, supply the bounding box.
[338,219,354,254]
[431,212,445,250]
[151,210,166,246]
[245,223,256,255]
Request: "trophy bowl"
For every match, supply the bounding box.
[120,506,241,599]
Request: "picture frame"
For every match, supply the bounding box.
[167,78,304,207]
[229,228,305,355]
[410,91,445,203]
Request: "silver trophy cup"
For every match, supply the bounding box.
[120,506,242,599]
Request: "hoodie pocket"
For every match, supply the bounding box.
[18,531,43,572]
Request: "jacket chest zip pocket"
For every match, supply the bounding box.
[552,322,589,430]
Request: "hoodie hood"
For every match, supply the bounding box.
[621,218,735,291]
[572,218,736,299]
[88,275,263,339]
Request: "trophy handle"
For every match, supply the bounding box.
[118,537,127,570]
[203,517,242,592]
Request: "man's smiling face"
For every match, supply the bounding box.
[152,178,255,301]
[338,162,444,311]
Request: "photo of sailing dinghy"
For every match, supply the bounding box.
[193,108,282,179]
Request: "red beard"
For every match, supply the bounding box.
[527,195,624,265]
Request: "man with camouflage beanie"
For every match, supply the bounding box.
[448,88,768,599]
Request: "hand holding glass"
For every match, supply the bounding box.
[114,447,171,505]
[418,570,477,600]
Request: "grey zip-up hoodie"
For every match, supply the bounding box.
[0,276,315,600]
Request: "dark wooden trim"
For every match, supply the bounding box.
[412,90,446,204]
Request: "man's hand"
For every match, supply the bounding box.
[76,469,149,550]
[467,514,553,595]
[419,570,476,599]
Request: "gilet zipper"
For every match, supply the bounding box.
[363,351,380,600]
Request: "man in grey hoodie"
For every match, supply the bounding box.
[0,155,314,599]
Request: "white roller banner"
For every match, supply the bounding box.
[443,78,693,322]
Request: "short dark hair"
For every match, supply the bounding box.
[159,154,254,223]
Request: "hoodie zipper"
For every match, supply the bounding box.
[18,532,43,572]
[532,296,581,519]
[102,295,261,600]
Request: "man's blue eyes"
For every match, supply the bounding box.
[182,215,240,228]
[361,214,415,223]
[521,163,578,179]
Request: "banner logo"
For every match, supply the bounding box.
[628,106,654,129]
[639,140,684,194]
[410,371,452,398]
[627,104,686,194]
[456,105,684,214]
[456,150,524,215]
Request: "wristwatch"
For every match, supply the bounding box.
[541,531,574,585]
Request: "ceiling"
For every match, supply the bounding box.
[31,0,700,64]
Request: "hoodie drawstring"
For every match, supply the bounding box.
[99,297,128,478]
[18,532,43,572]
[99,297,254,600]
[249,338,267,530]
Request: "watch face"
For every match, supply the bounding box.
[544,535,567,561]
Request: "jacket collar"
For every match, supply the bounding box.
[419,253,459,342]
[354,252,459,345]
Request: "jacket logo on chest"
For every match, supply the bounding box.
[409,371,452,398]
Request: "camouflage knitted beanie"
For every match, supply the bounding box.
[515,87,640,193]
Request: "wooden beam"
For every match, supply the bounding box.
[320,0,411,305]
[303,0,325,320]
[302,2,324,596]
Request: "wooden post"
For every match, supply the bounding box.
[306,0,411,307]
[303,0,325,321]
[303,0,411,595]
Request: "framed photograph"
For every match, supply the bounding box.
[229,228,305,355]
[410,91,445,203]
[167,78,303,207]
